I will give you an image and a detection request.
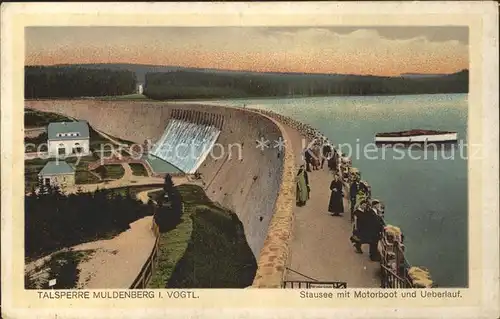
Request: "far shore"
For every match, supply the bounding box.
[23,91,468,104]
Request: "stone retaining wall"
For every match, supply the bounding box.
[250,115,295,288]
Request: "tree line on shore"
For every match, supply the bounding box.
[25,64,468,100]
[25,66,137,98]
[143,69,469,100]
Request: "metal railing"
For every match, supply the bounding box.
[379,225,414,288]
[129,203,184,289]
[129,230,160,289]
[380,265,413,288]
[283,281,347,289]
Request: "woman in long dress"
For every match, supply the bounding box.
[296,165,310,206]
[328,174,344,216]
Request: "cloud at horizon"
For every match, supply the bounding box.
[25,26,469,76]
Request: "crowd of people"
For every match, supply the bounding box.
[253,108,387,262]
[253,108,324,142]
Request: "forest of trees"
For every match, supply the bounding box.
[144,69,469,100]
[24,63,468,100]
[25,66,137,99]
[25,182,153,260]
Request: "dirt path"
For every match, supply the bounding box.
[282,123,381,288]
[136,188,162,204]
[75,179,195,288]
[62,163,190,195]
[74,216,155,289]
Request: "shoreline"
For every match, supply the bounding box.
[24,92,468,103]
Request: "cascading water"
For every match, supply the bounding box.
[150,119,221,174]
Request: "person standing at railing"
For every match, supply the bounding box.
[340,153,351,182]
[349,177,360,215]
[328,149,339,173]
[350,178,370,219]
[321,142,332,169]
[351,200,384,261]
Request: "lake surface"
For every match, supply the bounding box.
[202,93,468,288]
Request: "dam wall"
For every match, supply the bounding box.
[24,100,288,260]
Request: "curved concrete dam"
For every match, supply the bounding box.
[25,100,286,258]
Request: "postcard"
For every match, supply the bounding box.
[1,2,499,318]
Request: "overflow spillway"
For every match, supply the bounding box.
[170,109,224,130]
[150,109,225,174]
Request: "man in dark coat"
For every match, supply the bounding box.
[351,204,384,261]
[328,150,339,173]
[349,179,369,217]
[328,175,344,216]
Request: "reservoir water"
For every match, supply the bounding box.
[202,93,468,288]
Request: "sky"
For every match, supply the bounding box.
[25,26,469,76]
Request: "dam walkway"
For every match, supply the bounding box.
[282,124,380,288]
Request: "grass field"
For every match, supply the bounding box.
[89,126,117,151]
[129,163,149,176]
[94,164,125,180]
[67,154,103,185]
[147,184,256,288]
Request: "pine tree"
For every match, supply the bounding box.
[38,176,48,196]
[163,174,174,194]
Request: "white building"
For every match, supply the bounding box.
[137,84,144,95]
[38,160,76,188]
[47,121,90,157]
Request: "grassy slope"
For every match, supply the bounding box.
[25,249,95,289]
[148,184,256,288]
[24,109,74,128]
